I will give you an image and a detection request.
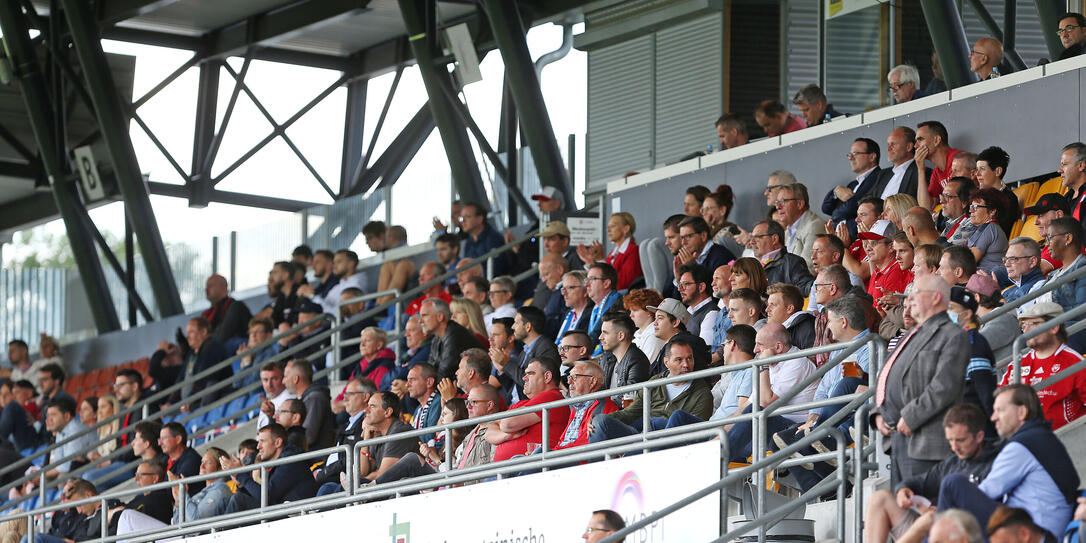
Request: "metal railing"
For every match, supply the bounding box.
[979,261,1086,323]
[1,232,537,512]
[331,288,402,370]
[9,330,883,543]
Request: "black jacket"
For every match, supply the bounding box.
[237,445,319,505]
[168,447,205,494]
[598,344,650,392]
[764,251,815,296]
[896,442,1000,502]
[786,311,816,350]
[316,414,367,485]
[300,384,337,451]
[206,296,252,343]
[126,487,174,524]
[428,320,487,379]
[870,161,918,203]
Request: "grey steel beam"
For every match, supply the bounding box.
[60,0,184,318]
[398,0,488,207]
[348,102,436,197]
[146,182,321,212]
[0,160,41,180]
[0,1,121,332]
[480,0,574,210]
[497,78,519,224]
[919,0,978,89]
[200,0,371,61]
[189,59,220,208]
[339,79,367,198]
[94,0,183,25]
[962,0,1026,71]
[1034,0,1066,60]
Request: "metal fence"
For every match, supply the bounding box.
[0,268,68,352]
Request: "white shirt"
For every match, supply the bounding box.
[879,159,915,199]
[767,346,819,423]
[854,166,877,191]
[608,237,632,261]
[633,324,664,362]
[257,388,296,430]
[687,296,715,346]
[325,409,365,466]
[316,272,367,315]
[483,303,517,334]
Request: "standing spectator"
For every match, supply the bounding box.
[420,297,486,379]
[624,289,666,363]
[915,121,963,211]
[284,359,335,451]
[823,138,882,236]
[887,65,922,103]
[483,275,517,333]
[260,261,301,327]
[998,302,1086,430]
[256,362,295,430]
[201,274,252,347]
[493,306,560,403]
[488,358,570,461]
[715,113,749,150]
[937,385,1078,540]
[459,202,509,276]
[754,100,807,137]
[596,313,650,402]
[872,127,919,200]
[114,368,145,446]
[872,275,969,488]
[792,83,843,126]
[968,38,1003,81]
[1057,12,1086,60]
[975,146,1020,237]
[576,212,643,291]
[222,423,317,511]
[776,183,824,271]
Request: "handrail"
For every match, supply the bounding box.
[1008,301,1086,382]
[979,261,1086,323]
[3,232,537,509]
[332,288,402,370]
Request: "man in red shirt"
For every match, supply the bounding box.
[861,227,911,304]
[914,120,962,211]
[1000,302,1086,430]
[487,357,570,461]
[404,262,452,315]
[754,100,806,137]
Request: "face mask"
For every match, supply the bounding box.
[948,311,960,324]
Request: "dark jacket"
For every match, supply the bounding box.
[69,500,123,541]
[237,445,319,505]
[543,288,570,339]
[462,223,510,276]
[316,413,366,485]
[381,341,432,390]
[822,166,882,227]
[168,447,205,494]
[299,384,336,451]
[187,337,233,406]
[598,344,650,393]
[786,311,816,350]
[649,332,710,376]
[336,319,369,380]
[498,336,562,402]
[428,320,487,379]
[701,243,737,277]
[126,487,174,524]
[764,250,815,296]
[896,442,1000,501]
[204,296,252,343]
[686,298,717,343]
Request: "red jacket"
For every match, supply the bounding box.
[554,397,619,450]
[606,240,643,291]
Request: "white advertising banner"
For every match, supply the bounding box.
[185,441,722,542]
[567,216,602,247]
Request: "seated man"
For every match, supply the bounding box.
[317,391,419,495]
[313,377,373,487]
[273,398,310,451]
[589,340,712,442]
[822,138,881,236]
[159,422,204,493]
[765,283,815,349]
[487,358,570,461]
[864,404,998,543]
[223,423,318,511]
[43,397,98,481]
[937,385,1079,540]
[404,262,451,316]
[125,460,173,524]
[668,324,757,432]
[284,358,335,451]
[726,323,817,462]
[22,478,121,543]
[554,361,619,450]
[406,363,442,442]
[255,361,295,430]
[646,298,709,375]
[483,275,518,333]
[750,220,814,295]
[987,506,1060,543]
[234,317,282,390]
[596,312,650,403]
[201,274,252,346]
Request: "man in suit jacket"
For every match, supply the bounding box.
[671,217,736,297]
[872,275,970,489]
[777,183,827,272]
[752,220,815,296]
[314,377,373,486]
[822,138,883,237]
[420,297,486,379]
[596,313,650,403]
[869,127,918,202]
[494,306,560,403]
[585,263,625,353]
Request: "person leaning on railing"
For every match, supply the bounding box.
[220,423,318,513]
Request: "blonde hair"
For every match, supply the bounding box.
[450,297,487,337]
[884,193,918,227]
[96,393,121,457]
[611,212,637,236]
[0,512,27,543]
[360,326,388,346]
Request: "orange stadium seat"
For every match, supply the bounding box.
[1030,176,1065,206]
[1013,183,1037,214]
[1010,220,1024,239]
[1019,217,1041,241]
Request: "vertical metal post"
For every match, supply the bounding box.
[60,0,185,318]
[1034,0,1068,59]
[398,0,489,208]
[567,134,576,197]
[190,60,220,208]
[497,78,518,225]
[0,1,121,333]
[125,210,137,327]
[1004,0,1017,64]
[919,0,979,89]
[889,0,899,73]
[480,0,575,210]
[229,231,238,291]
[340,79,367,197]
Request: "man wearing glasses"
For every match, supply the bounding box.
[483,275,517,334]
[1000,237,1046,312]
[939,177,979,246]
[968,38,1003,81]
[1057,12,1086,61]
[554,361,618,450]
[775,183,824,272]
[582,510,626,542]
[822,138,883,238]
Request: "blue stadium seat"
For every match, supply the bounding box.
[242,393,263,420]
[223,396,247,421]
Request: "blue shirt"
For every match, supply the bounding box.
[814,330,870,402]
[559,401,593,447]
[711,367,752,421]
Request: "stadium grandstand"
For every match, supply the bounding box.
[2,0,1086,542]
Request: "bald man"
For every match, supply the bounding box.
[969,38,1003,81]
[902,207,948,247]
[532,254,570,337]
[202,274,252,343]
[872,275,970,488]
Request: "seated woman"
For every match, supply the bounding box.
[450,298,489,346]
[370,399,469,487]
[85,394,119,464]
[333,327,395,416]
[882,193,918,231]
[966,188,1010,272]
[728,257,769,299]
[577,212,643,291]
[171,447,233,523]
[701,184,745,257]
[623,289,665,362]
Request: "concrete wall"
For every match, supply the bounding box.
[606,56,1086,241]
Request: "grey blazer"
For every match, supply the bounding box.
[874,311,970,462]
